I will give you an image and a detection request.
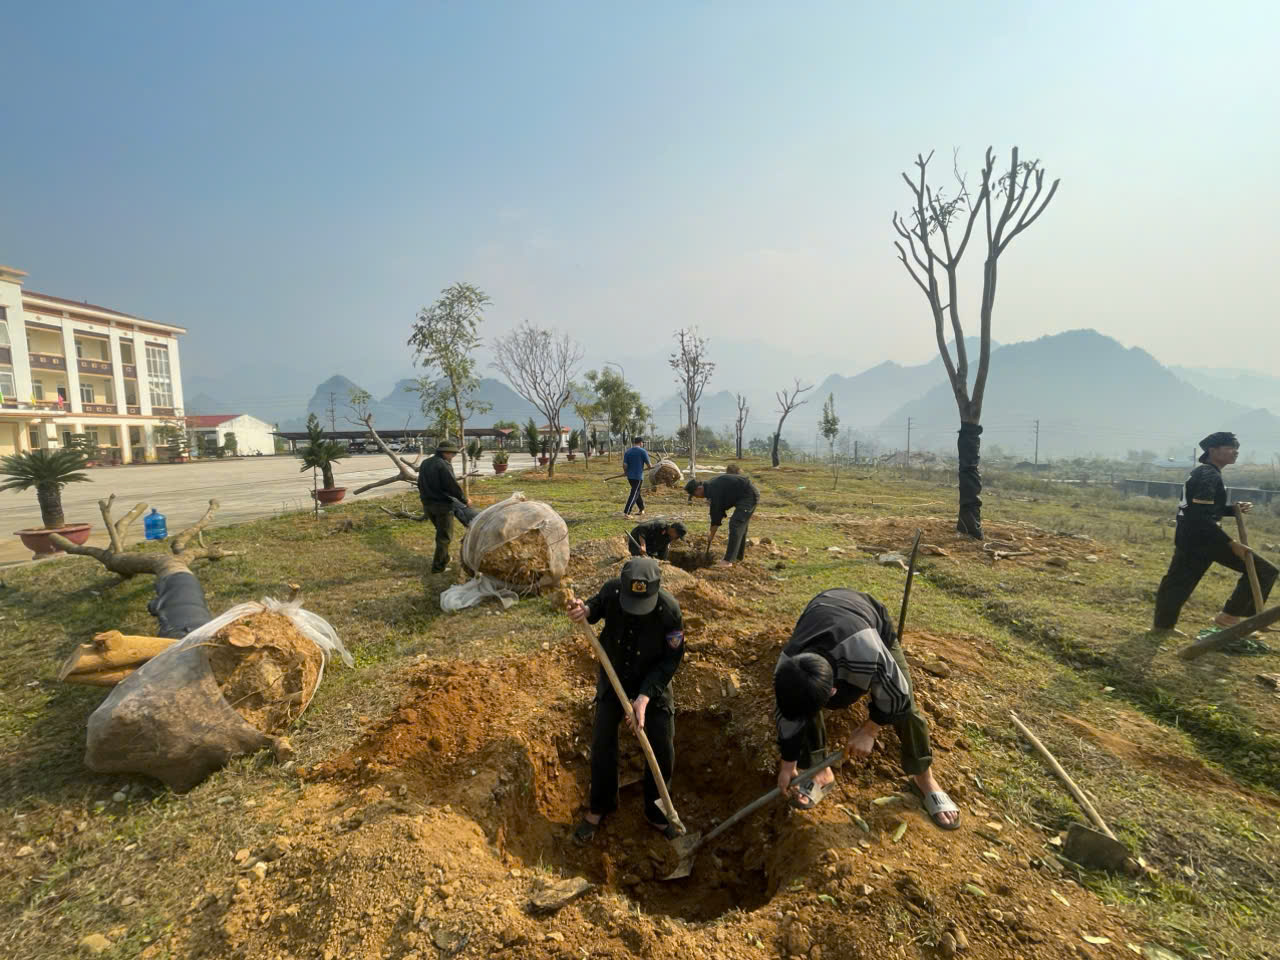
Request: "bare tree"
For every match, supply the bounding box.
[407,282,490,496]
[892,146,1059,537]
[492,322,583,478]
[734,393,749,460]
[771,379,813,467]
[344,389,423,496]
[669,328,715,475]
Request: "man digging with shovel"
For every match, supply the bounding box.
[628,517,688,562]
[685,472,759,566]
[772,588,960,830]
[565,557,686,843]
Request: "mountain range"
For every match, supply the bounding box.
[184,330,1280,459]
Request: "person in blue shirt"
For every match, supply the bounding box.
[621,436,652,517]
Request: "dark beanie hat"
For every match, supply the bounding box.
[1198,431,1239,463]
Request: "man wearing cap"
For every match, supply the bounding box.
[622,436,652,517]
[628,517,688,562]
[1153,432,1279,634]
[417,440,469,573]
[685,472,759,566]
[772,588,960,830]
[565,557,686,843]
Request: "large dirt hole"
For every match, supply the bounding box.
[494,707,794,921]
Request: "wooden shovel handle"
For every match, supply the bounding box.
[1235,506,1265,617]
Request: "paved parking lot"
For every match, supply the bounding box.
[1,452,534,565]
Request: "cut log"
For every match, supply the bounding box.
[59,631,177,682]
[1178,603,1280,660]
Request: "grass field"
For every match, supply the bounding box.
[1,457,1277,959]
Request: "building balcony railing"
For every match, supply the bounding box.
[121,363,137,379]
[152,406,176,417]
[82,403,118,415]
[127,405,141,415]
[0,398,62,414]
[78,358,113,375]
[29,352,67,371]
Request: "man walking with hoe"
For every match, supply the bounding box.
[565,557,686,843]
[772,588,960,830]
[685,472,759,565]
[1153,431,1278,635]
[622,436,652,517]
[417,439,470,574]
[628,517,688,561]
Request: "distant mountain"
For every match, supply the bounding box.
[652,390,745,433]
[1171,366,1280,416]
[878,330,1280,459]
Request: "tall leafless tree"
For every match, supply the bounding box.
[492,322,583,478]
[734,393,749,459]
[669,328,714,475]
[892,146,1059,538]
[771,380,813,468]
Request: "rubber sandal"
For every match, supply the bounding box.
[572,817,602,845]
[907,780,961,831]
[788,773,832,811]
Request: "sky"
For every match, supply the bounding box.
[2,0,1278,420]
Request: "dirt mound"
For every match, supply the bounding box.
[206,611,323,734]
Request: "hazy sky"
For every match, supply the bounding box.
[2,0,1277,410]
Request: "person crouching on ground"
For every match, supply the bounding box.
[1152,431,1278,636]
[628,517,688,561]
[685,472,759,566]
[565,557,686,842]
[773,588,959,829]
[417,440,469,573]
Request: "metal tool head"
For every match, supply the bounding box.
[652,797,687,836]
[662,832,704,880]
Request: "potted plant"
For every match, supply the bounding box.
[567,428,579,461]
[538,436,551,467]
[3,448,94,557]
[299,414,348,504]
[466,438,483,464]
[492,449,509,474]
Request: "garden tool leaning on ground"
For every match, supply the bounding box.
[560,586,687,837]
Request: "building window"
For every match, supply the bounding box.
[30,427,40,448]
[75,340,83,359]
[80,383,95,404]
[0,371,14,398]
[32,381,44,400]
[57,385,68,403]
[0,319,9,347]
[120,341,134,365]
[146,344,173,408]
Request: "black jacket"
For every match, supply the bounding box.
[704,473,758,525]
[630,518,675,560]
[775,589,912,760]
[417,454,465,506]
[585,579,685,705]
[1175,463,1234,552]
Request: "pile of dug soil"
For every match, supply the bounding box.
[205,611,324,734]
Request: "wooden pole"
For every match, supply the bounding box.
[562,588,685,835]
[1235,506,1265,618]
[1009,712,1115,839]
[1178,603,1280,660]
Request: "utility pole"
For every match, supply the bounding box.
[854,440,858,465]
[1034,419,1040,466]
[326,392,337,434]
[905,417,912,468]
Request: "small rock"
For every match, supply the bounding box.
[112,792,127,804]
[953,928,970,952]
[827,546,845,554]
[120,896,137,907]
[216,796,234,805]
[78,934,113,955]
[528,876,592,914]
[250,861,268,881]
[725,673,742,697]
[1045,556,1069,568]
[922,660,952,679]
[16,845,35,858]
[233,848,251,864]
[877,553,909,570]
[1084,555,1099,563]
[262,837,292,861]
[940,932,957,958]
[856,884,874,897]
[545,931,565,943]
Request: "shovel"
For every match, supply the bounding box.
[562,587,686,836]
[662,749,844,880]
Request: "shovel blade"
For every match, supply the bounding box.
[1064,823,1130,872]
[661,833,703,881]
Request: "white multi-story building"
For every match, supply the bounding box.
[0,264,187,462]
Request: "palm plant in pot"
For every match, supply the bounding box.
[299,414,348,504]
[491,449,509,474]
[2,448,94,557]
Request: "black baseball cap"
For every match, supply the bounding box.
[619,557,662,615]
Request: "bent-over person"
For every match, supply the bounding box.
[628,517,688,561]
[773,588,959,830]
[417,440,468,573]
[685,472,759,566]
[1153,431,1278,634]
[565,557,686,842]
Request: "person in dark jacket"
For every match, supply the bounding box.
[565,557,686,843]
[627,517,688,561]
[772,588,959,830]
[1153,432,1278,633]
[622,436,652,517]
[417,440,469,573]
[685,473,759,565]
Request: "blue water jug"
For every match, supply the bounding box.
[144,508,168,541]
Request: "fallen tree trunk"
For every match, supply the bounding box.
[351,413,420,495]
[59,631,177,685]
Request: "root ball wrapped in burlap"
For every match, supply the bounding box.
[649,459,683,488]
[85,597,351,791]
[460,492,569,592]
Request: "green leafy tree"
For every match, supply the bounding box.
[584,368,648,447]
[570,381,600,468]
[524,418,541,459]
[407,282,492,495]
[820,393,841,487]
[0,448,92,529]
[222,432,238,456]
[299,413,346,489]
[568,428,580,454]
